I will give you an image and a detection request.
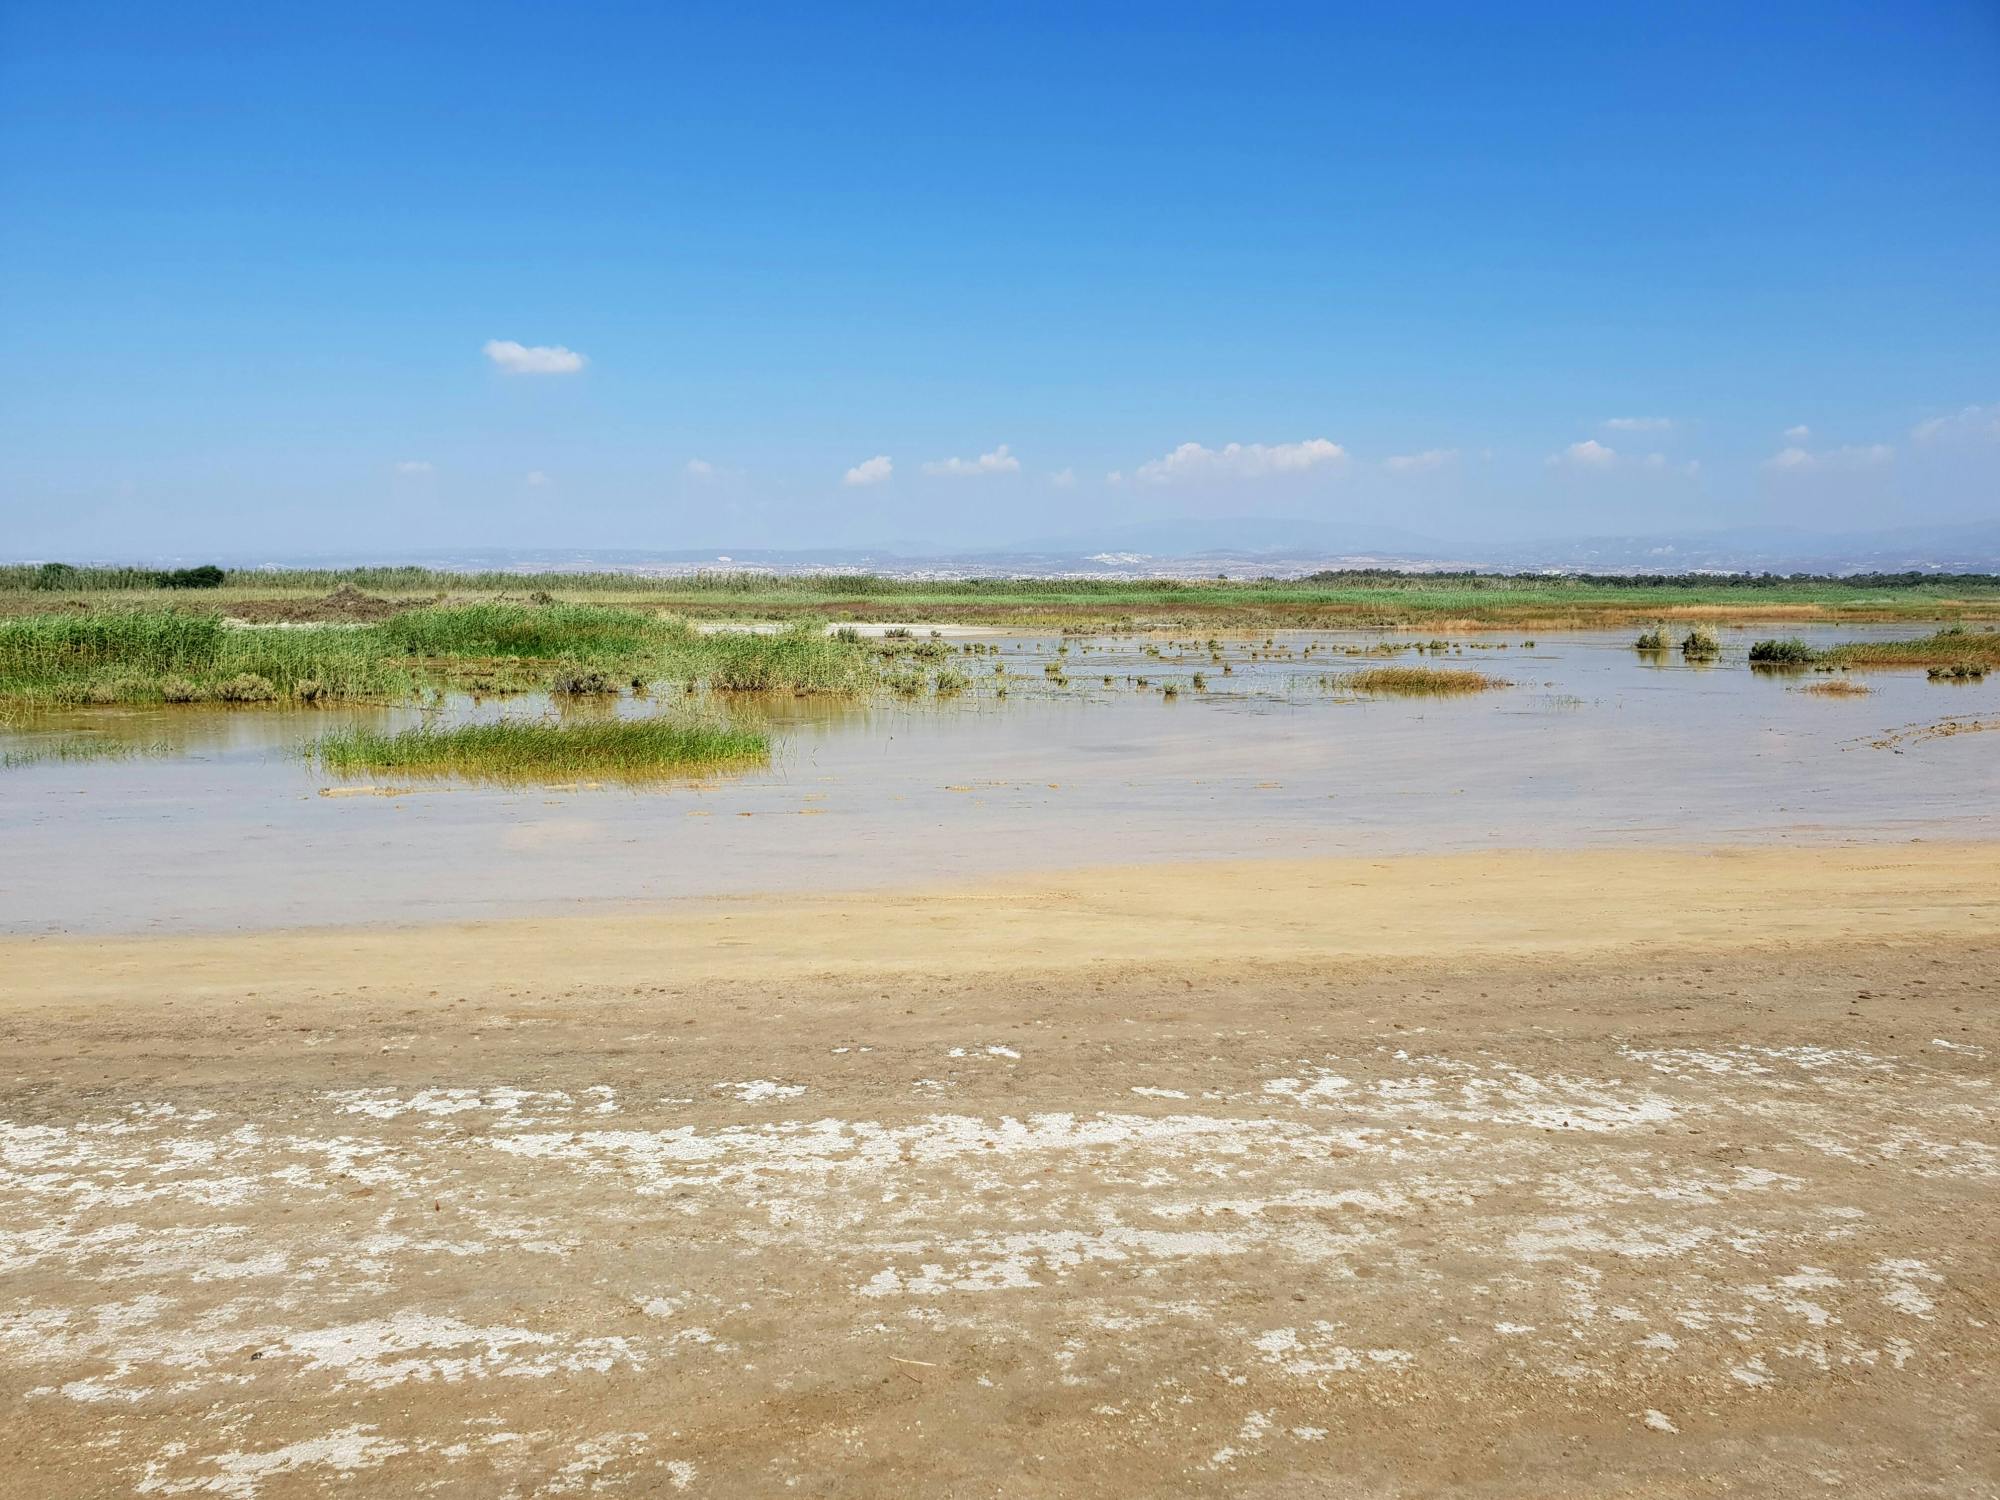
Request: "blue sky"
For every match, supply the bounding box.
[3,1,1997,558]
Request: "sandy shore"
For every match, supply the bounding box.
[3,843,1996,1496]
[8,841,1997,999]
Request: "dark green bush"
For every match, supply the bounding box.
[1748,638,1822,666]
[155,565,225,589]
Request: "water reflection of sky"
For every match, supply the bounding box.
[3,624,1993,934]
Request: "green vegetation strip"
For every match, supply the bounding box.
[7,563,1999,626]
[0,606,872,706]
[1750,627,2000,670]
[309,718,768,782]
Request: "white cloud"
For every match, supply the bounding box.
[1133,438,1345,485]
[1912,402,2000,444]
[684,459,716,480]
[1547,439,1618,469]
[1382,448,1456,474]
[1602,417,1672,433]
[1763,442,1892,472]
[1783,424,1811,443]
[524,470,549,486]
[843,454,893,487]
[1049,467,1077,488]
[394,460,434,475]
[923,443,1021,478]
[482,339,587,375]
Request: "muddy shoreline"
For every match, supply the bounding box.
[3,846,1996,1497]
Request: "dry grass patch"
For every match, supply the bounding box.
[1799,678,1871,697]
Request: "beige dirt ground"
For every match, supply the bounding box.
[2,844,1996,1497]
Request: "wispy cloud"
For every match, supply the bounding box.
[1763,442,1892,472]
[394,459,434,475]
[1382,448,1456,473]
[1602,416,1672,433]
[684,458,717,480]
[1049,467,1077,488]
[1912,402,2000,443]
[843,454,893,487]
[1783,424,1811,443]
[1546,438,1618,469]
[483,339,587,375]
[1133,438,1345,484]
[923,443,1020,477]
[524,470,549,486]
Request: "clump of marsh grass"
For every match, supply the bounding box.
[1633,626,1670,651]
[308,715,767,783]
[696,621,873,694]
[0,611,404,705]
[550,667,616,695]
[1799,678,1871,696]
[1748,637,1824,667]
[1341,666,1511,696]
[1681,626,1720,659]
[376,602,659,661]
[1927,663,1989,682]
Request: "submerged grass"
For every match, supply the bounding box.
[309,716,768,783]
[0,734,174,769]
[1341,666,1511,696]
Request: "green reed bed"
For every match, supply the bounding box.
[309,717,769,783]
[0,611,406,705]
[377,602,662,661]
[689,621,874,693]
[0,604,876,705]
[1749,628,2000,672]
[1822,627,2000,670]
[380,605,871,694]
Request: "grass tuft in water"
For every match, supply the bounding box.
[309,716,768,783]
[1681,626,1720,659]
[1748,637,1823,667]
[1342,666,1511,696]
[1,735,174,769]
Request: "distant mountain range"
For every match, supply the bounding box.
[49,519,2000,578]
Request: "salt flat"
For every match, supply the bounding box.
[2,846,1993,1496]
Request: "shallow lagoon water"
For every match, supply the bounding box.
[2,624,1993,934]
